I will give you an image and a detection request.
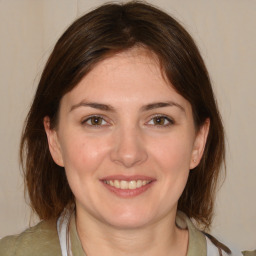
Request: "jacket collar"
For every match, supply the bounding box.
[176,211,207,256]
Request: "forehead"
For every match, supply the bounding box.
[87,48,164,86]
[60,48,191,112]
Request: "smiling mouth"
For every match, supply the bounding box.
[103,180,152,190]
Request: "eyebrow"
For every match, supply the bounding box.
[70,102,115,112]
[140,101,185,112]
[70,100,185,113]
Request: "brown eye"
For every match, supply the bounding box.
[147,116,174,126]
[153,117,166,125]
[83,116,107,126]
[90,116,103,125]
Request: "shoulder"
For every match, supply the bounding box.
[176,211,245,256]
[242,250,256,256]
[0,219,61,256]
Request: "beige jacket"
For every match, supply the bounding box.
[0,212,253,256]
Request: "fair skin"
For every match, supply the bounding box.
[44,48,209,256]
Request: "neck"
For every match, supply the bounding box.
[75,211,188,256]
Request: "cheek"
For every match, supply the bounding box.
[149,133,194,172]
[145,134,193,213]
[59,133,110,177]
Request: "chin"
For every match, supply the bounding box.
[98,206,157,229]
[105,216,151,229]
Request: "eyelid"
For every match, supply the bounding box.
[81,115,111,127]
[146,114,175,127]
[80,114,174,128]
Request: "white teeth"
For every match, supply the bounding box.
[104,180,151,190]
[114,180,120,188]
[120,180,129,189]
[129,180,136,189]
[136,180,142,188]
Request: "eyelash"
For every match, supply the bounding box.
[147,115,174,127]
[81,115,109,127]
[81,115,174,128]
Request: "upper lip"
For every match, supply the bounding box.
[100,175,156,181]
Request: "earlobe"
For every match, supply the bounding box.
[43,116,64,167]
[190,119,210,169]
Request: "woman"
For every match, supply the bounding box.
[0,1,251,255]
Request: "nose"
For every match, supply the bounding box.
[110,126,148,168]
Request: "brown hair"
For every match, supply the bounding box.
[20,1,225,229]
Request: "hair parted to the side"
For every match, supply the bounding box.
[20,1,225,229]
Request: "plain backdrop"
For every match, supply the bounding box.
[0,0,255,251]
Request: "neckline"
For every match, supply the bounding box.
[59,210,207,256]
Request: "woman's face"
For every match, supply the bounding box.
[45,48,208,229]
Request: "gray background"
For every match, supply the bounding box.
[0,0,255,251]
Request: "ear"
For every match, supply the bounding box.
[43,116,64,167]
[190,118,210,169]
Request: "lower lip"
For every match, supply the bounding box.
[101,181,154,198]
